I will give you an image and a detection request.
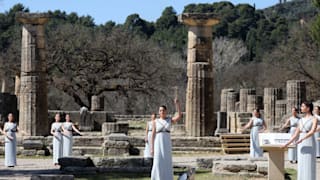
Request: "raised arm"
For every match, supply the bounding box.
[171,98,182,123]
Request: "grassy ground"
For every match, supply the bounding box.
[75,168,297,180]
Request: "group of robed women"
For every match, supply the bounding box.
[241,101,320,180]
[0,113,81,167]
[51,113,81,165]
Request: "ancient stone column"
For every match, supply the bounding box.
[246,95,263,112]
[227,91,238,112]
[239,88,256,112]
[275,100,287,127]
[264,88,282,130]
[15,74,21,110]
[220,89,234,112]
[17,13,50,136]
[286,80,306,114]
[179,13,219,136]
[1,78,7,93]
[91,95,104,111]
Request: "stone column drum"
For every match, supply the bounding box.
[226,91,238,112]
[91,95,104,111]
[275,100,287,127]
[239,88,256,112]
[17,13,50,136]
[220,89,234,112]
[264,88,282,130]
[179,13,219,136]
[286,80,306,114]
[246,95,263,112]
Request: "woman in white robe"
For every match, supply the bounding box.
[3,113,18,167]
[62,114,81,157]
[283,101,317,180]
[280,107,300,163]
[242,108,267,158]
[144,113,156,158]
[313,106,320,158]
[51,113,63,165]
[151,98,182,180]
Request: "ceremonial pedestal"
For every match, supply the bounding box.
[261,145,286,180]
[259,133,292,180]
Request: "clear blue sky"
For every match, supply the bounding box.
[0,0,279,25]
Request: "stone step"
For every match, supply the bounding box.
[223,147,250,153]
[220,134,251,154]
[73,136,104,147]
[222,143,250,147]
[128,136,220,148]
[137,146,221,153]
[80,131,102,136]
[72,146,103,156]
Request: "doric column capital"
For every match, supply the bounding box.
[178,13,219,26]
[16,12,50,25]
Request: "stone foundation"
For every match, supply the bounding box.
[102,122,129,135]
[103,133,130,156]
[197,156,267,177]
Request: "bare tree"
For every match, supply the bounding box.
[264,24,320,99]
[46,24,186,113]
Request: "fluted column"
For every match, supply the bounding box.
[179,13,219,136]
[247,95,263,112]
[264,88,282,130]
[275,100,287,127]
[286,80,306,114]
[220,89,234,112]
[17,13,50,136]
[239,88,256,112]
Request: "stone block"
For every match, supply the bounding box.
[58,156,95,168]
[127,136,145,147]
[213,161,257,173]
[22,149,37,156]
[36,150,45,156]
[196,158,214,169]
[257,164,268,175]
[94,157,144,168]
[73,136,103,147]
[106,148,128,156]
[103,140,129,156]
[105,133,128,141]
[23,139,44,150]
[102,122,129,135]
[104,140,129,149]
